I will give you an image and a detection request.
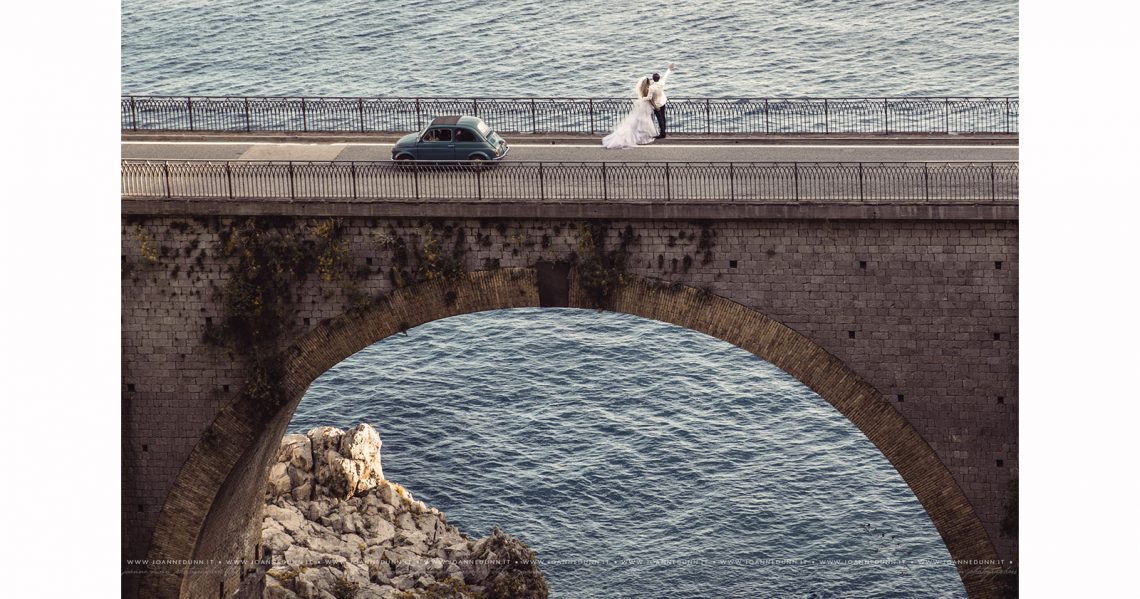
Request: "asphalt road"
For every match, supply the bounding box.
[122,141,1018,164]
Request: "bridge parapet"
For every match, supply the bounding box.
[121,95,1019,135]
[122,160,1019,204]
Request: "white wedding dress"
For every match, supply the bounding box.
[602,83,657,149]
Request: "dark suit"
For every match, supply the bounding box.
[653,104,667,138]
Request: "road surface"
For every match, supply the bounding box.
[122,141,1017,164]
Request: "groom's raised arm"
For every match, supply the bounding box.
[659,63,675,86]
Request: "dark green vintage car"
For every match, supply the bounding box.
[391,115,509,162]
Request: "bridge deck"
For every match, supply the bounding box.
[123,134,1018,163]
[122,136,1018,220]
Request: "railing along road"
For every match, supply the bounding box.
[121,96,1019,135]
[122,160,1019,203]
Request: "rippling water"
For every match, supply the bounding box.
[121,0,1017,97]
[292,309,964,598]
[121,3,1008,594]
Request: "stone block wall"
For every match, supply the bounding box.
[122,212,1016,598]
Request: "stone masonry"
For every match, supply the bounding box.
[122,205,1017,599]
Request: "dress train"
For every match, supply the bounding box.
[602,98,657,149]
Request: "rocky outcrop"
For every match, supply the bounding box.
[261,424,548,599]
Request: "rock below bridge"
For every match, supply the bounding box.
[260,424,549,599]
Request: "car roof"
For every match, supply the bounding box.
[428,115,485,128]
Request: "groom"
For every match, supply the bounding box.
[648,62,675,139]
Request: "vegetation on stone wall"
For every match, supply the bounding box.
[575,223,636,310]
[417,224,466,283]
[656,223,716,277]
[135,226,159,264]
[205,217,365,412]
[696,221,717,265]
[385,224,467,294]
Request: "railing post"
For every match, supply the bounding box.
[990,162,996,200]
[351,162,358,199]
[226,163,233,199]
[473,98,479,119]
[824,99,829,134]
[187,97,194,131]
[538,162,544,200]
[729,163,734,201]
[414,164,420,199]
[163,162,171,198]
[130,96,138,131]
[589,99,595,135]
[358,98,365,132]
[793,163,799,201]
[602,162,607,201]
[858,163,864,202]
[944,97,950,134]
[244,98,251,132]
[705,99,711,134]
[665,163,671,201]
[531,99,537,134]
[764,99,770,134]
[301,98,308,132]
[1005,98,1011,134]
[883,99,889,135]
[415,99,422,130]
[288,163,295,199]
[924,163,930,201]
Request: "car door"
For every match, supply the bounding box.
[417,127,455,161]
[453,127,486,160]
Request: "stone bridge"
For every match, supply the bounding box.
[122,183,1017,598]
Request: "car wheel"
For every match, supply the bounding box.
[394,154,414,170]
[467,154,488,171]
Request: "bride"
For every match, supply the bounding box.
[601,77,657,149]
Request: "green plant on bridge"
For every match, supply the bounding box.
[206,217,368,412]
[696,221,717,265]
[384,223,468,294]
[417,224,466,283]
[576,223,636,310]
[134,226,159,264]
[312,219,355,283]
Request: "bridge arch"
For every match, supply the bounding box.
[142,268,1000,598]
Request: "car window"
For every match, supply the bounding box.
[423,128,452,142]
[476,121,492,137]
[455,128,477,142]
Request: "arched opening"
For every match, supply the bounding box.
[142,269,1001,598]
[292,307,966,596]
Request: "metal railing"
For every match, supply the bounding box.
[120,96,1019,135]
[122,160,1018,203]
